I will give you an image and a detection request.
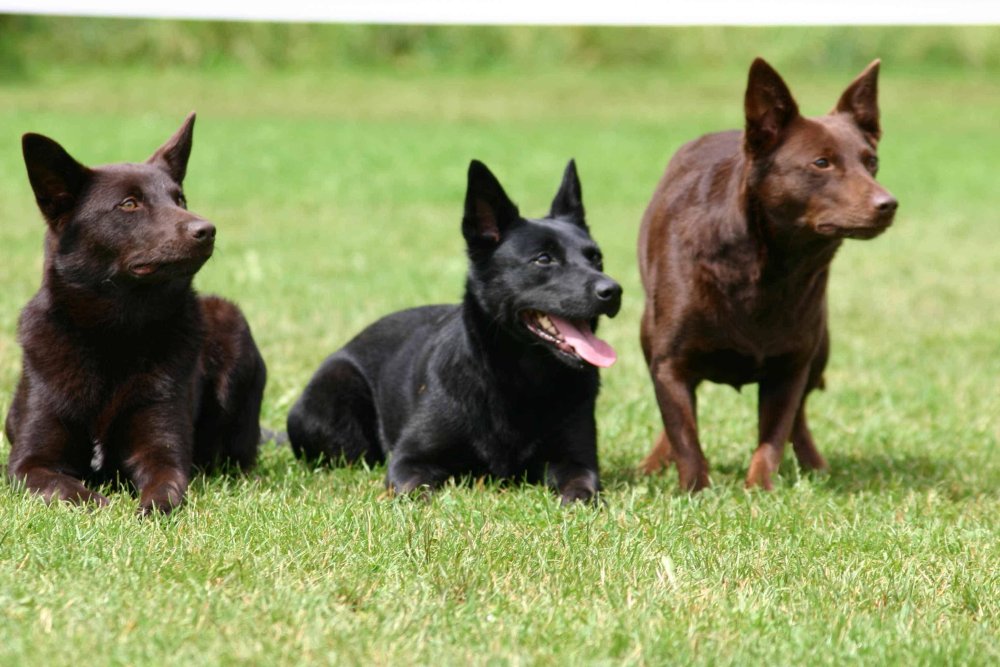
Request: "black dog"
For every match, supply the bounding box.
[4,114,267,514]
[287,160,621,503]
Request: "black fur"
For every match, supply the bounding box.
[287,160,622,503]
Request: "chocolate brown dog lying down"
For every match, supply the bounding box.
[638,58,898,491]
[5,114,266,514]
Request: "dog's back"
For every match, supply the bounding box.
[639,130,745,283]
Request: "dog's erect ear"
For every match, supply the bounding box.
[148,112,195,184]
[744,58,800,156]
[549,159,587,229]
[463,160,520,248]
[22,133,93,228]
[833,59,881,144]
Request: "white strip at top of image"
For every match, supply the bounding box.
[2,0,998,25]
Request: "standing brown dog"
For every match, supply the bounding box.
[638,58,898,491]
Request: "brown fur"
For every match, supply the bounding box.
[4,114,266,514]
[638,59,898,491]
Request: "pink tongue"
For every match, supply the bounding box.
[548,315,617,368]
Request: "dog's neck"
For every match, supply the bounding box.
[460,291,583,392]
[42,262,198,337]
[738,158,843,286]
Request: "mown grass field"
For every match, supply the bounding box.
[1,25,998,665]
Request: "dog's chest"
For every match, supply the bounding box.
[471,407,542,477]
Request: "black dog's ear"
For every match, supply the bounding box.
[833,59,881,144]
[148,112,195,184]
[22,133,93,229]
[549,159,587,229]
[744,58,800,156]
[463,160,519,248]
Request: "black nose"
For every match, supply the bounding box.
[874,193,898,215]
[594,278,622,316]
[187,219,216,242]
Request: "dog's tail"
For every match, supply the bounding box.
[260,427,289,446]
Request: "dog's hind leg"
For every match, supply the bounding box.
[791,329,829,473]
[790,403,828,472]
[193,297,267,472]
[639,431,674,475]
[287,357,383,466]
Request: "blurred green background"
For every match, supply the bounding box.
[2,16,999,76]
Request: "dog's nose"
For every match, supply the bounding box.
[595,279,621,301]
[594,278,622,316]
[187,219,216,242]
[873,193,898,215]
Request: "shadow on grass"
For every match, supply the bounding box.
[602,451,996,501]
[818,452,993,500]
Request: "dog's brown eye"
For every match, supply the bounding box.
[119,197,140,211]
[812,158,831,169]
[533,253,554,266]
[866,156,879,172]
[176,194,187,208]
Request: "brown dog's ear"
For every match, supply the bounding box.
[22,133,93,229]
[463,160,520,249]
[548,159,587,229]
[833,59,881,143]
[148,112,195,184]
[744,58,800,156]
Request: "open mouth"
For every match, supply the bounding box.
[520,309,617,368]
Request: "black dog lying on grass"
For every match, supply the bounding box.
[288,160,622,503]
[4,114,266,515]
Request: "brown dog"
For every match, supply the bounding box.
[5,115,266,514]
[638,58,898,491]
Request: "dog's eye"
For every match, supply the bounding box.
[175,193,187,208]
[865,155,879,172]
[118,197,140,211]
[533,253,554,266]
[812,157,831,169]
[585,249,603,266]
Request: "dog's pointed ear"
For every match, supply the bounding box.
[463,160,519,248]
[744,58,800,156]
[148,112,195,184]
[22,133,92,229]
[549,158,587,229]
[833,59,881,143]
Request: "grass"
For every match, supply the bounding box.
[1,41,999,665]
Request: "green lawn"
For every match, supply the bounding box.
[1,57,998,665]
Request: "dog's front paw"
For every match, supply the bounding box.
[745,445,783,491]
[53,484,111,508]
[385,477,436,503]
[558,478,599,506]
[138,480,185,516]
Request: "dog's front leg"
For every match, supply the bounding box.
[747,363,811,490]
[385,451,449,498]
[544,407,600,504]
[121,404,193,515]
[643,358,709,491]
[547,463,600,505]
[7,410,109,507]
